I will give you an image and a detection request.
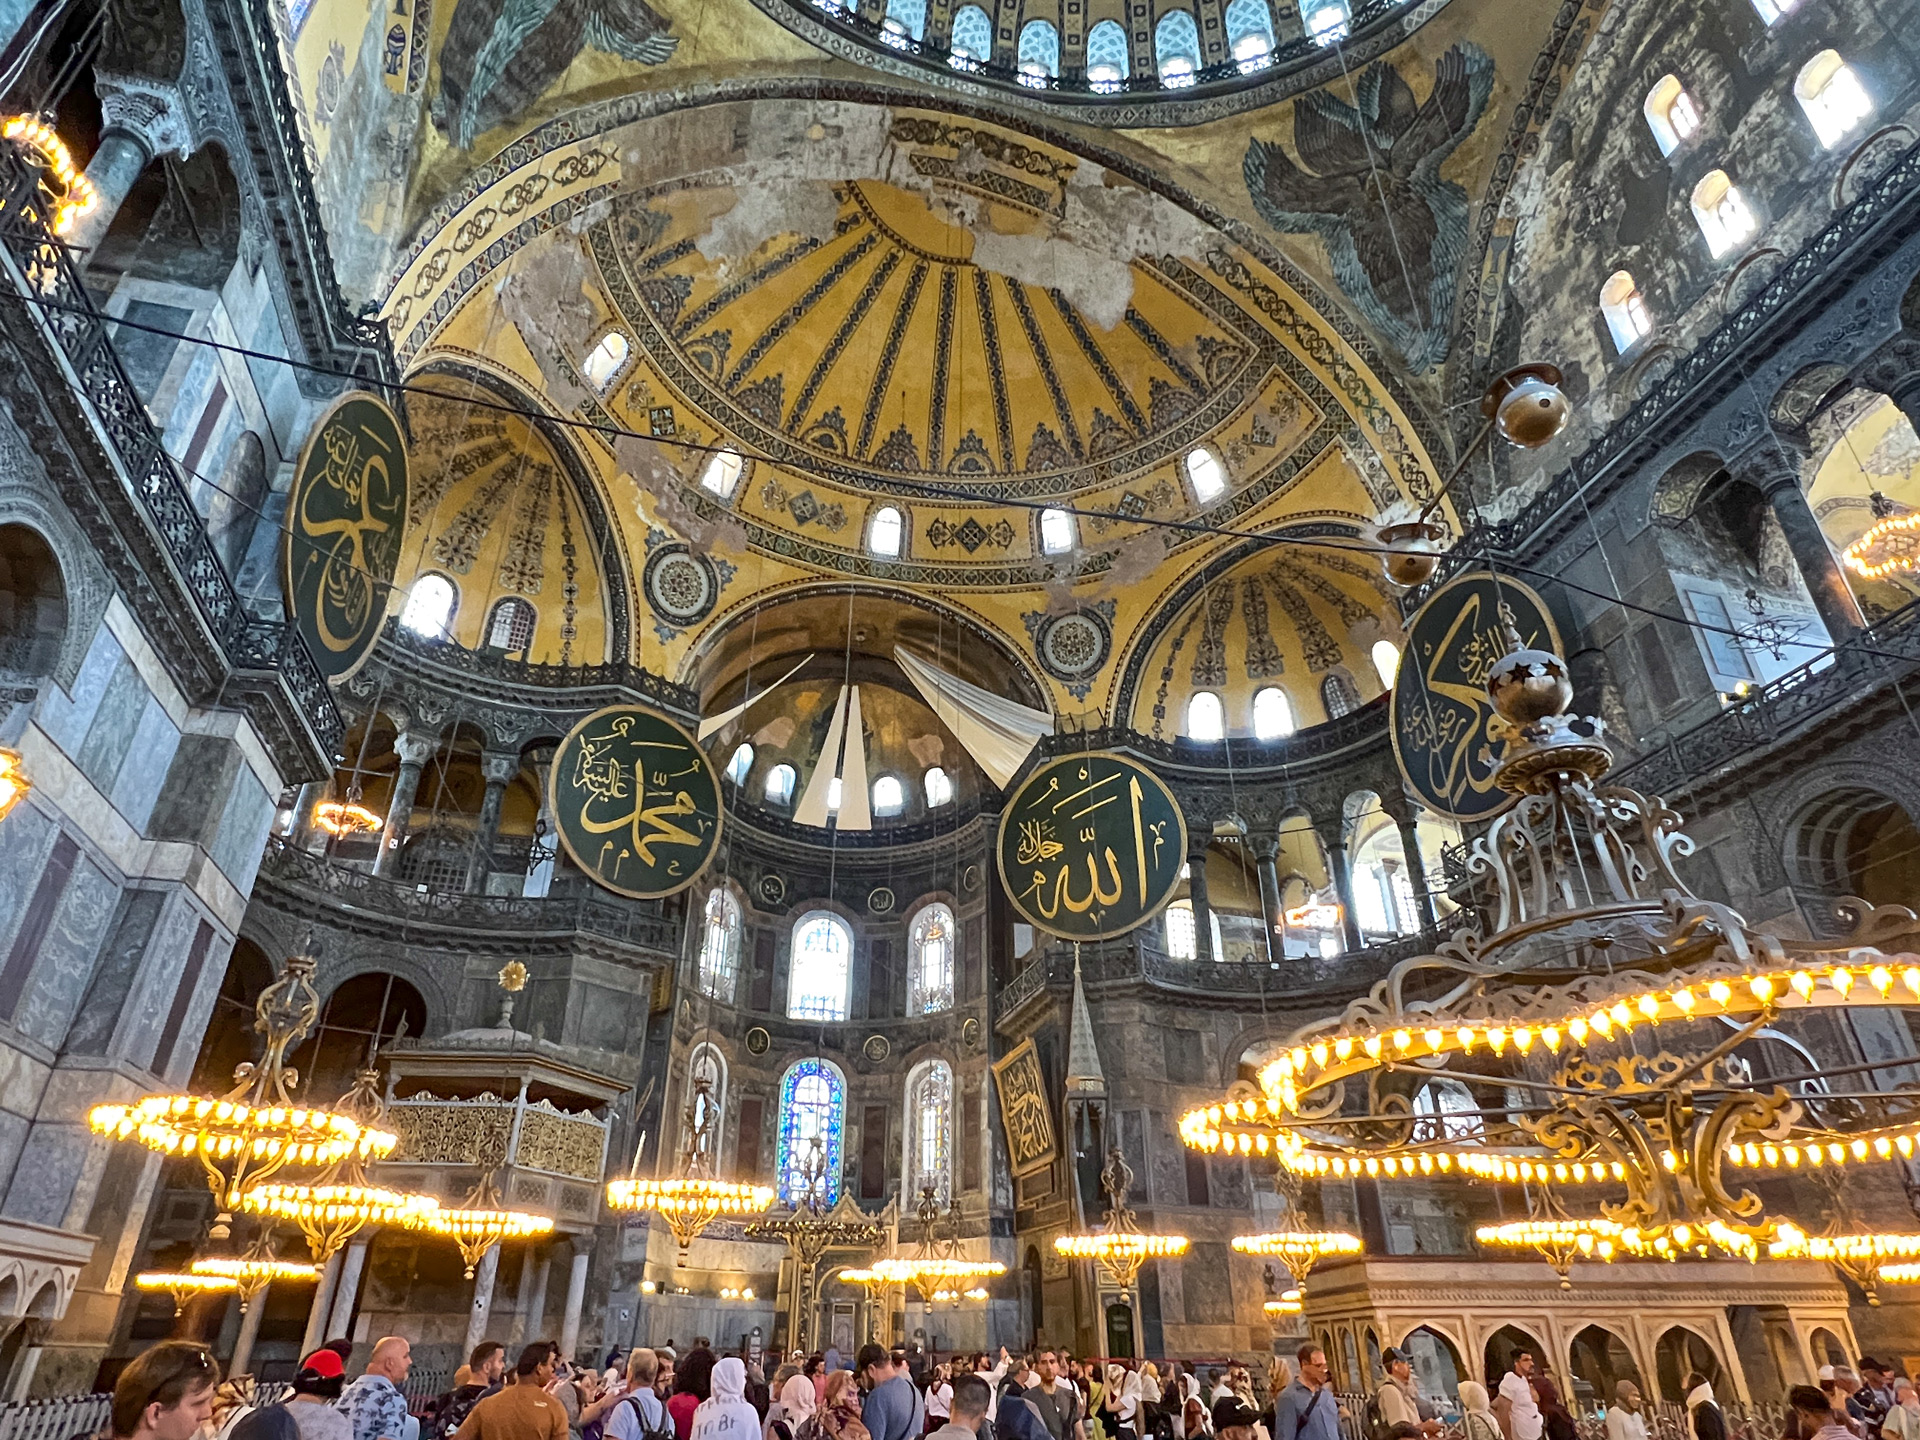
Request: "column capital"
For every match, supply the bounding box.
[93,72,193,162]
[481,751,522,785]
[393,731,439,766]
[1252,835,1281,862]
[1727,434,1809,496]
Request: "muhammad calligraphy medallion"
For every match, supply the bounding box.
[996,752,1187,942]
[1390,572,1561,822]
[549,705,723,899]
[281,392,409,681]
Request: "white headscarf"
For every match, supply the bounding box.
[695,1359,762,1440]
[781,1374,818,1423]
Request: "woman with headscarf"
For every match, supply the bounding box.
[1113,1369,1144,1440]
[1457,1384,1500,1440]
[1175,1374,1208,1440]
[801,1371,870,1440]
[779,1368,820,1437]
[1533,1367,1576,1440]
[694,1359,765,1440]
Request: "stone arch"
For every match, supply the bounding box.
[0,481,108,693]
[1807,1326,1847,1368]
[23,1279,58,1321]
[1654,1324,1725,1404]
[1399,1323,1467,1403]
[1483,1323,1547,1387]
[1768,363,1854,435]
[296,971,430,1100]
[0,522,66,696]
[0,1271,20,1318]
[92,140,244,290]
[1649,451,1732,529]
[1764,761,1920,932]
[206,429,269,577]
[1569,1324,1643,1409]
[311,950,456,1040]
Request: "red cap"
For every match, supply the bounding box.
[301,1350,346,1379]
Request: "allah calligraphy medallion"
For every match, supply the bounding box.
[549,705,723,899]
[996,752,1187,941]
[281,392,409,681]
[1390,572,1561,822]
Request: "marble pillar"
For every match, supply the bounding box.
[465,752,520,893]
[1325,836,1362,952]
[374,733,436,878]
[1253,837,1283,962]
[524,1249,552,1344]
[558,1246,590,1362]
[325,1239,368,1340]
[1396,818,1437,931]
[464,1244,503,1356]
[67,74,192,261]
[1186,838,1214,963]
[231,1284,269,1375]
[302,1249,344,1358]
[1737,440,1864,642]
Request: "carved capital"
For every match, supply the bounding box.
[481,751,522,786]
[393,731,439,767]
[93,71,193,161]
[1727,433,1809,497]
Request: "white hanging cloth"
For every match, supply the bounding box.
[837,686,872,831]
[792,685,849,829]
[696,653,814,741]
[892,645,1053,790]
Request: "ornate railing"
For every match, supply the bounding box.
[386,1092,608,1181]
[0,1393,112,1440]
[259,837,680,948]
[376,622,700,716]
[0,149,343,758]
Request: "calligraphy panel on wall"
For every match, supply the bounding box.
[281,392,409,681]
[1390,574,1561,822]
[991,1037,1057,1178]
[996,752,1187,941]
[549,704,723,898]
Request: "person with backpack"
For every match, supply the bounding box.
[438,1346,510,1440]
[609,1352,673,1440]
[1271,1345,1336,1440]
[1373,1350,1439,1440]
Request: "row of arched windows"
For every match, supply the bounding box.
[695,894,959,1019]
[398,574,536,652]
[724,742,954,816]
[1600,39,1875,356]
[1182,642,1398,741]
[940,0,1345,80]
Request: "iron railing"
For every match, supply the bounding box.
[0,1393,112,1440]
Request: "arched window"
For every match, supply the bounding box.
[697,888,742,1001]
[909,902,956,1014]
[1691,170,1758,259]
[1371,639,1401,688]
[1163,900,1223,961]
[1155,10,1200,87]
[777,1058,845,1206]
[764,763,797,806]
[699,448,744,499]
[883,0,925,41]
[582,331,631,390]
[924,766,953,808]
[1224,0,1273,71]
[1301,0,1347,44]
[949,4,991,65]
[904,1059,955,1203]
[868,506,904,558]
[788,911,852,1021]
[1749,0,1799,24]
[484,597,535,652]
[1796,51,1873,149]
[1322,671,1361,719]
[1642,75,1702,157]
[1184,446,1227,503]
[687,1042,728,1161]
[725,742,755,786]
[1186,690,1225,741]
[1017,20,1059,84]
[1413,1079,1484,1142]
[1039,507,1077,555]
[400,573,456,638]
[872,774,905,816]
[1599,271,1654,353]
[1085,20,1129,90]
[1252,686,1295,741]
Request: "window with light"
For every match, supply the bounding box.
[884,0,925,40]
[1252,686,1295,741]
[1039,507,1077,555]
[777,1059,845,1206]
[699,449,744,499]
[868,506,904,558]
[1749,0,1799,24]
[1155,9,1200,87]
[697,888,742,1001]
[949,4,991,64]
[1413,1079,1484,1142]
[1322,671,1360,718]
[1017,20,1059,84]
[1796,51,1873,149]
[400,574,457,638]
[788,912,852,1021]
[924,766,953,807]
[1224,0,1273,71]
[765,763,797,806]
[1371,639,1401,688]
[485,597,535,652]
[909,903,956,1014]
[1185,446,1227,503]
[1691,170,1758,258]
[1599,271,1654,353]
[687,1043,728,1159]
[1085,20,1129,90]
[872,774,905,816]
[1301,0,1347,44]
[725,742,755,786]
[582,331,631,391]
[905,1060,955,1203]
[1187,690,1225,741]
[1642,75,1702,157]
[1163,900,1223,960]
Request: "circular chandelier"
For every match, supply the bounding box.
[842,1185,1006,1305]
[1842,494,1920,580]
[190,1246,320,1309]
[136,1272,238,1313]
[1178,617,1920,1280]
[2,115,98,235]
[312,799,383,835]
[417,1200,554,1278]
[1231,1230,1362,1295]
[0,747,29,824]
[606,1074,774,1261]
[1054,1150,1186,1290]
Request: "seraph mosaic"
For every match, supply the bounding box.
[1244,42,1493,374]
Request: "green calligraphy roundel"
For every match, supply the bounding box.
[996,752,1188,942]
[1390,572,1561,822]
[281,392,409,682]
[549,705,724,900]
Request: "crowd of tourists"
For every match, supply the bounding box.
[93,1333,1920,1440]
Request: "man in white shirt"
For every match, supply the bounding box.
[1603,1382,1647,1440]
[1496,1352,1542,1440]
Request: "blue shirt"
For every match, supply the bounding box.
[864,1376,923,1440]
[339,1376,411,1440]
[1275,1383,1338,1440]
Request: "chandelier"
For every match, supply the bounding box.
[844,1184,1005,1306]
[606,1074,774,1262]
[0,746,29,824]
[1842,493,1920,580]
[312,798,383,835]
[2,115,98,235]
[1231,1230,1361,1295]
[1054,1149,1187,1290]
[744,1137,885,1350]
[136,1271,238,1314]
[418,1170,554,1278]
[89,956,397,1228]
[190,1225,320,1310]
[1178,618,1920,1277]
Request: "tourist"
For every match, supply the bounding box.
[609,1352,670,1440]
[692,1358,763,1440]
[287,1350,353,1440]
[1880,1382,1920,1440]
[1273,1344,1337,1440]
[1862,1365,1899,1428]
[453,1343,567,1440]
[1375,1349,1439,1439]
[1686,1373,1727,1440]
[1532,1365,1574,1440]
[930,1376,991,1440]
[927,1366,954,1435]
[1210,1397,1258,1440]
[1797,1385,1861,1440]
[974,1350,1011,1423]
[1602,1383,1646,1440]
[857,1343,923,1440]
[1456,1385,1499,1440]
[806,1361,829,1409]
[341,1338,416,1440]
[1173,1372,1206,1440]
[800,1372,869,1440]
[779,1365,819,1435]
[1025,1352,1084,1440]
[114,1342,220,1440]
[1494,1352,1541,1440]
[673,1351,721,1440]
[438,1346,510,1440]
[1830,1369,1873,1433]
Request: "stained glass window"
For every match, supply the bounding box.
[788,911,852,1021]
[909,903,955,1014]
[904,1059,954,1204]
[697,888,741,1001]
[778,1058,845,1205]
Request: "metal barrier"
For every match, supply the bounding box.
[0,1393,112,1440]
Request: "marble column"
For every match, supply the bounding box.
[325,1239,369,1340]
[231,1283,269,1375]
[1736,440,1865,642]
[67,74,192,260]
[301,1249,344,1357]
[1186,836,1214,964]
[1325,836,1363,953]
[1396,818,1437,931]
[464,1244,503,1356]
[374,732,436,877]
[1253,837,1284,962]
[558,1245,591,1362]
[523,1248,552,1343]
[465,752,520,893]
[508,1245,536,1348]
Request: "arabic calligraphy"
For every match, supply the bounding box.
[1389,574,1560,821]
[991,1039,1057,1177]
[996,752,1186,941]
[550,705,722,899]
[282,394,408,681]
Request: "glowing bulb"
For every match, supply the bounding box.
[1334,1037,1354,1061]
[1750,975,1774,1002]
[1791,973,1815,1000]
[1709,981,1732,1006]
[1569,1018,1590,1043]
[1637,994,1659,1019]
[1543,1026,1562,1051]
[1423,1028,1444,1051]
[1673,988,1696,1014]
[1393,1029,1413,1053]
[1364,1035,1382,1059]
[1514,1027,1534,1052]
[1832,968,1854,997]
[1873,966,1893,995]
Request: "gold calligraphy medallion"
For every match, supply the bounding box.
[996,752,1187,941]
[549,704,723,899]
